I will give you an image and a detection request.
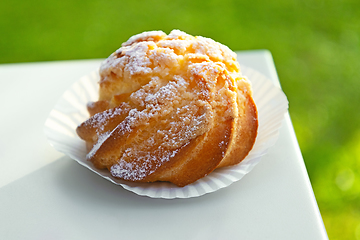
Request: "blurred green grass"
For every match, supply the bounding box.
[1,0,359,239]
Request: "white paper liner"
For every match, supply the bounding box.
[44,66,288,199]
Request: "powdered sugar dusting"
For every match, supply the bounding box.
[110,148,180,181]
[102,75,212,181]
[98,29,241,102]
[122,30,166,47]
[82,29,249,183]
[124,43,153,76]
[85,105,129,133]
[167,29,190,39]
[87,131,110,159]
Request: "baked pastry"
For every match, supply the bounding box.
[76,30,258,187]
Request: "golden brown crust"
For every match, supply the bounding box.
[76,30,258,187]
[148,118,233,187]
[217,92,258,168]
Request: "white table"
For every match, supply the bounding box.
[0,50,329,240]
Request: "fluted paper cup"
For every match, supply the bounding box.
[44,66,288,199]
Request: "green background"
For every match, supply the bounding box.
[1,0,359,239]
